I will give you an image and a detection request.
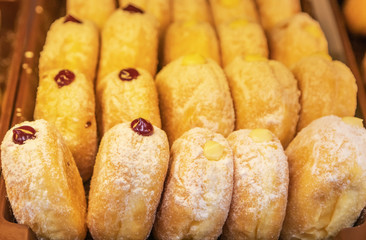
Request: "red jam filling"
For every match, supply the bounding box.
[85,121,92,128]
[119,68,140,81]
[54,69,75,88]
[123,4,144,14]
[131,118,154,136]
[64,15,82,24]
[13,126,36,145]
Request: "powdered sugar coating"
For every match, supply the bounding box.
[222,129,289,239]
[1,119,86,240]
[87,122,169,240]
[282,115,366,239]
[153,127,233,240]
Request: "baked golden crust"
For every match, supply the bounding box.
[343,0,366,35]
[119,0,171,38]
[67,0,116,29]
[39,16,99,82]
[282,115,366,240]
[268,13,328,68]
[292,55,357,131]
[217,19,268,67]
[172,0,213,24]
[1,119,86,240]
[224,57,300,147]
[156,55,235,144]
[255,0,301,30]
[96,68,161,136]
[34,69,97,181]
[222,129,288,240]
[209,0,259,26]
[164,20,221,65]
[98,9,158,81]
[153,127,233,240]
[87,122,170,240]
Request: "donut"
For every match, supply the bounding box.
[87,118,169,240]
[209,0,259,26]
[255,0,301,30]
[268,12,328,68]
[217,19,268,67]
[222,129,289,239]
[98,6,158,81]
[156,54,235,144]
[96,67,161,136]
[39,15,99,82]
[224,56,300,147]
[153,127,233,240]
[282,115,366,240]
[172,0,213,23]
[164,20,221,66]
[1,119,86,240]
[343,0,366,35]
[34,69,97,181]
[67,0,116,29]
[291,55,357,131]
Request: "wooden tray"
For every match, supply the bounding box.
[0,0,365,239]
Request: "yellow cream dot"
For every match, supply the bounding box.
[229,19,249,29]
[249,129,273,143]
[182,54,206,66]
[183,19,197,28]
[305,24,322,38]
[342,117,364,128]
[243,54,267,62]
[203,140,224,161]
[220,0,239,7]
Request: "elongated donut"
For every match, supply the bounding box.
[39,15,99,81]
[153,127,233,240]
[282,115,366,240]
[67,0,116,29]
[87,118,169,240]
[222,129,289,240]
[98,6,158,81]
[34,69,97,181]
[156,54,235,144]
[96,67,161,136]
[1,119,86,240]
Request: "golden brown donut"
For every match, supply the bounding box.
[172,0,213,23]
[98,7,158,81]
[268,13,328,68]
[67,0,116,29]
[224,56,300,147]
[96,67,161,136]
[156,54,235,144]
[282,115,366,240]
[291,55,357,131]
[209,0,259,26]
[87,118,170,240]
[343,0,366,35]
[39,15,99,82]
[222,129,289,240]
[164,20,221,66]
[1,119,86,240]
[255,0,301,30]
[34,69,97,181]
[217,19,268,67]
[153,127,233,240]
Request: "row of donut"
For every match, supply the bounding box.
[2,115,366,240]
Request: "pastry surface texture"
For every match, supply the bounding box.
[153,127,233,240]
[1,119,87,240]
[282,115,366,240]
[172,0,213,23]
[87,121,170,240]
[222,129,289,240]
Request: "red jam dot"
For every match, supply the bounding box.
[119,68,140,81]
[131,118,154,136]
[123,4,144,14]
[54,69,75,88]
[64,15,82,24]
[85,121,92,128]
[13,126,36,145]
